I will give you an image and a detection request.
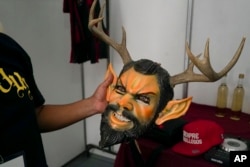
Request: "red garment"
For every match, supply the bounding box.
[63,0,108,63]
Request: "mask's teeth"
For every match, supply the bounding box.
[114,112,130,122]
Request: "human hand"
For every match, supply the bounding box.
[92,72,114,113]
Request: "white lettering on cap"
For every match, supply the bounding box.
[183,130,202,144]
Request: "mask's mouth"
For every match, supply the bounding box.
[108,111,133,130]
[114,112,130,122]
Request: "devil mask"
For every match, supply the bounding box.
[99,60,192,148]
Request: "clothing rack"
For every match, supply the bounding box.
[80,0,116,156]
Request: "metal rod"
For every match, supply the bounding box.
[85,144,117,156]
[82,0,114,154]
[183,0,194,98]
[80,63,88,149]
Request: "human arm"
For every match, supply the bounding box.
[36,73,113,132]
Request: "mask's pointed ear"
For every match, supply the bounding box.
[105,63,118,100]
[155,97,192,125]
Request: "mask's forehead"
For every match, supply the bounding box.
[119,67,160,95]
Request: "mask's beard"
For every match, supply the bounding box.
[99,104,154,148]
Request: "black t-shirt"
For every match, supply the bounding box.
[0,33,47,166]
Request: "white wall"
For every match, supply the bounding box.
[188,0,250,114]
[0,0,85,166]
[109,0,188,99]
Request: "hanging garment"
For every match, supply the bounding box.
[63,0,108,64]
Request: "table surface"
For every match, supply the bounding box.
[114,102,250,167]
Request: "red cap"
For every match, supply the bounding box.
[172,119,224,156]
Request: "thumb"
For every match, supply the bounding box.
[103,72,114,87]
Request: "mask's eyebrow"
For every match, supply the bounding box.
[117,72,159,97]
[138,91,157,97]
[116,78,123,86]
[115,79,126,91]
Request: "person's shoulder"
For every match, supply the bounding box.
[0,32,17,45]
[0,32,31,60]
[0,32,25,52]
[0,32,32,72]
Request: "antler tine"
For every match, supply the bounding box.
[218,37,246,76]
[88,0,132,64]
[170,37,246,87]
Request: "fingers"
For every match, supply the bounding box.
[103,72,114,87]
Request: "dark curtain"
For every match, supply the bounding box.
[63,0,108,64]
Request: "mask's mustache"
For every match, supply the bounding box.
[106,104,119,111]
[106,104,138,123]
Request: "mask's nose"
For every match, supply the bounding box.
[117,94,133,111]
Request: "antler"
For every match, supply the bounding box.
[89,0,245,87]
[88,0,132,64]
[170,37,246,87]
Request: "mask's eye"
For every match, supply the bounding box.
[136,94,150,104]
[114,84,126,95]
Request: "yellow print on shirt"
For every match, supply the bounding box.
[0,68,33,100]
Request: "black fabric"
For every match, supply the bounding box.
[130,118,187,167]
[129,141,167,167]
[0,32,47,167]
[63,0,108,64]
[143,118,187,146]
[129,141,145,167]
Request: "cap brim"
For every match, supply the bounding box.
[172,141,212,156]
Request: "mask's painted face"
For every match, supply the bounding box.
[99,67,160,147]
[99,60,192,148]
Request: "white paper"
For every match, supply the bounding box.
[0,155,25,167]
